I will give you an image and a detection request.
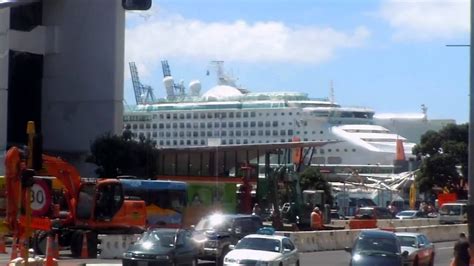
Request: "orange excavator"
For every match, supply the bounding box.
[5,122,147,258]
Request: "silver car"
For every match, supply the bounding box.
[395,232,435,266]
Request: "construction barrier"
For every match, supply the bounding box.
[98,234,140,259]
[330,218,443,229]
[276,223,467,253]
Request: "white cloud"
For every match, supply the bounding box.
[125,10,370,77]
[378,0,469,41]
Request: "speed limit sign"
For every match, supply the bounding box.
[30,179,52,216]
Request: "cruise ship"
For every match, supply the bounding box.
[124,62,416,172]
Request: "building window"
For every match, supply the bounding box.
[258,121,263,127]
[243,131,249,136]
[243,121,248,127]
[193,113,198,119]
[221,122,227,128]
[243,139,248,144]
[222,140,227,145]
[200,122,205,128]
[207,113,213,119]
[179,132,184,137]
[221,131,227,137]
[207,122,212,128]
[243,112,249,118]
[236,139,241,144]
[172,123,177,129]
[152,124,157,129]
[250,130,256,136]
[236,131,241,137]
[193,122,198,129]
[201,140,205,145]
[236,122,241,128]
[273,130,278,136]
[186,123,191,129]
[288,129,293,135]
[187,140,191,145]
[265,130,271,136]
[250,112,256,117]
[207,131,212,137]
[280,130,286,136]
[200,113,206,119]
[139,124,144,129]
[250,121,256,127]
[186,113,191,119]
[229,122,234,128]
[229,139,234,145]
[179,114,185,119]
[159,140,164,145]
[180,123,185,129]
[272,121,278,127]
[132,124,138,130]
[236,112,241,118]
[229,112,234,118]
[265,121,271,127]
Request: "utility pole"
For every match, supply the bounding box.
[469,0,474,246]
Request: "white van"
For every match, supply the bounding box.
[439,202,467,224]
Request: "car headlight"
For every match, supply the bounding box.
[123,252,133,258]
[256,261,270,266]
[155,255,170,260]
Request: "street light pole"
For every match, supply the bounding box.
[469,0,474,245]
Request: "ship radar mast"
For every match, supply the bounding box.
[329,80,335,104]
[209,60,239,88]
[421,104,428,121]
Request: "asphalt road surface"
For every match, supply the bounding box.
[0,241,455,265]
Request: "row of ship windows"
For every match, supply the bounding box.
[125,111,302,122]
[132,129,324,137]
[126,121,317,131]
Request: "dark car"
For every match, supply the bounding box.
[355,207,394,219]
[345,230,408,266]
[192,213,263,265]
[123,228,198,266]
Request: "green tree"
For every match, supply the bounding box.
[86,133,159,178]
[413,123,468,198]
[299,166,333,205]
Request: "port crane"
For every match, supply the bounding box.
[129,62,156,104]
[161,60,186,99]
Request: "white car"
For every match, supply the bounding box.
[223,232,300,266]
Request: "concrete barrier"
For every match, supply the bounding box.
[277,224,466,253]
[98,234,140,259]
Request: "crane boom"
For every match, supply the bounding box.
[129,62,156,105]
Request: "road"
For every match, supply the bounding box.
[0,241,455,265]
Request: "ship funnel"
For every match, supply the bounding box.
[393,138,408,173]
[395,139,406,161]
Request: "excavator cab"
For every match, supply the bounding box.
[75,179,146,230]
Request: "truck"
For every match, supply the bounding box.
[5,143,148,258]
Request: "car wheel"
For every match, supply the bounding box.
[429,254,435,266]
[296,260,300,266]
[413,256,418,266]
[218,246,230,266]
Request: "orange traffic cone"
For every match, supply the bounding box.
[80,233,88,259]
[0,234,6,254]
[54,234,60,259]
[9,238,18,261]
[45,234,57,266]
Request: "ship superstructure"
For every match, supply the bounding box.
[123,62,416,171]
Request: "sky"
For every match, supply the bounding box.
[124,0,470,123]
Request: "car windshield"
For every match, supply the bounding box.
[235,237,281,253]
[397,236,417,248]
[398,211,416,217]
[137,230,176,248]
[354,237,399,255]
[195,215,232,231]
[439,205,462,215]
